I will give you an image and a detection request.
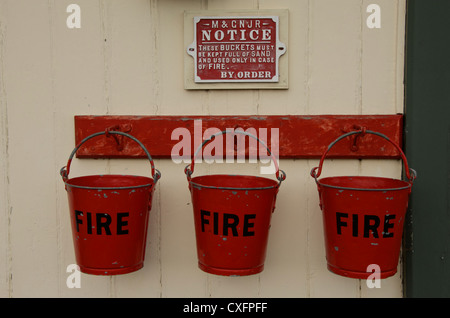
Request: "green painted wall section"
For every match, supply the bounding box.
[404,0,450,297]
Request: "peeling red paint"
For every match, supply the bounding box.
[74,115,403,159]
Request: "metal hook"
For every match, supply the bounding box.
[105,124,132,151]
[341,125,368,152]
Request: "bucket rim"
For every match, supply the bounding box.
[189,174,280,191]
[64,174,155,190]
[316,175,412,192]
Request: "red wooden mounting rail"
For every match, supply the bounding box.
[74,115,403,159]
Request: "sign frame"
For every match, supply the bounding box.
[184,10,289,90]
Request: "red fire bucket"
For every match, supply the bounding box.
[310,129,416,279]
[185,130,286,276]
[60,131,161,275]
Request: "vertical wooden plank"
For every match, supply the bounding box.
[51,0,111,296]
[360,0,405,295]
[306,0,363,296]
[162,0,206,115]
[2,0,58,297]
[160,160,206,297]
[160,0,209,297]
[259,160,309,297]
[308,0,363,115]
[103,0,157,115]
[103,0,163,297]
[395,0,406,115]
[0,0,10,298]
[361,0,403,114]
[258,0,307,115]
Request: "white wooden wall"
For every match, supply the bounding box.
[0,0,406,297]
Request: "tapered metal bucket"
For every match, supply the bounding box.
[311,130,416,279]
[185,130,286,276]
[60,131,161,275]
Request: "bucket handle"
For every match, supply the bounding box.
[60,131,161,183]
[310,129,417,184]
[184,130,286,184]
